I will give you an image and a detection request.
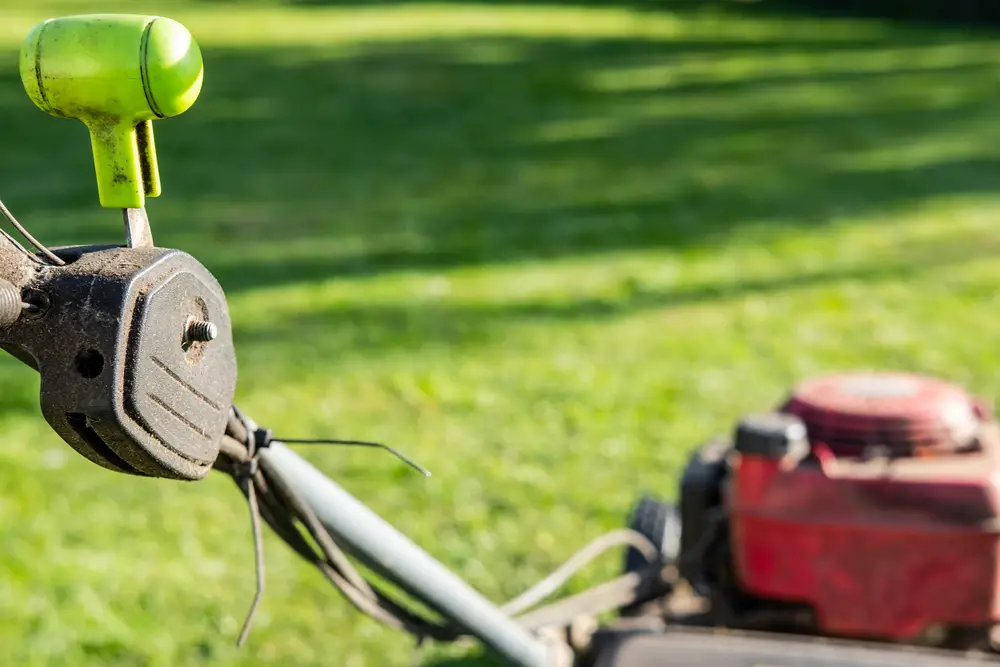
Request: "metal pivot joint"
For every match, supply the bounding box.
[0,244,238,480]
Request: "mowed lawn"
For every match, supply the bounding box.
[2,0,1000,665]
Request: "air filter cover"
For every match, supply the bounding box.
[780,372,983,458]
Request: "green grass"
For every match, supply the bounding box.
[2,0,1000,665]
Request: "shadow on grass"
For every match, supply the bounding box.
[230,231,1000,370]
[210,0,1000,30]
[1,6,999,296]
[727,0,1000,32]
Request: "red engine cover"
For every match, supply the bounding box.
[728,371,1000,641]
[781,372,984,458]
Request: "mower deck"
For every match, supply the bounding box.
[591,626,1000,667]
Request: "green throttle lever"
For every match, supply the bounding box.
[19,14,204,245]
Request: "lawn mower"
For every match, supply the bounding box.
[3,12,1000,667]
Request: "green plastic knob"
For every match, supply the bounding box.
[20,14,204,209]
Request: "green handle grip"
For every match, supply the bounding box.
[20,14,204,209]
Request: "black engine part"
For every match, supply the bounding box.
[0,244,237,480]
[677,438,730,591]
[733,412,809,460]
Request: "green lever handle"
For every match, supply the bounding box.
[19,14,204,209]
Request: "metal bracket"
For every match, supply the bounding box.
[123,207,153,248]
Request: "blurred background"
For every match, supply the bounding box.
[2,0,1000,665]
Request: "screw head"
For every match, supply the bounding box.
[20,288,50,319]
[184,319,218,343]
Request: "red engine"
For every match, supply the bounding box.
[723,372,1000,644]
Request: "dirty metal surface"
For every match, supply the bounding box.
[122,207,153,248]
[0,243,237,479]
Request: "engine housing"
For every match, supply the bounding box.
[678,371,1000,646]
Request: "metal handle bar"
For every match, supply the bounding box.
[260,440,558,667]
[219,412,664,667]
